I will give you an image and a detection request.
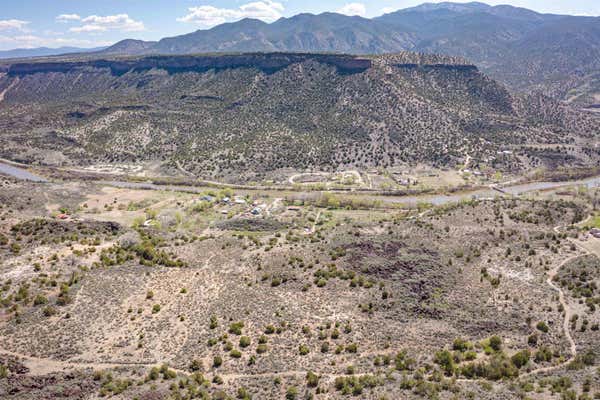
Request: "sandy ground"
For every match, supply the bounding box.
[572,237,600,258]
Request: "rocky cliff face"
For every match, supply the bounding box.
[6,53,372,77]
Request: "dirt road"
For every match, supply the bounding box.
[520,227,592,378]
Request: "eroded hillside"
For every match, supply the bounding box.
[0,52,598,183]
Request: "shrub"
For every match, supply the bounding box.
[536,321,549,333]
[534,346,553,363]
[285,386,298,400]
[299,344,310,356]
[511,350,530,369]
[213,356,223,368]
[239,336,251,348]
[459,354,518,380]
[567,351,596,370]
[256,344,268,354]
[452,338,472,352]
[334,375,382,395]
[33,294,48,306]
[189,359,202,372]
[394,351,415,371]
[237,387,251,400]
[489,336,502,352]
[345,343,358,353]
[434,350,455,376]
[10,243,21,254]
[151,304,161,314]
[527,334,538,346]
[264,325,275,334]
[42,306,57,317]
[306,371,319,387]
[230,349,242,358]
[147,367,159,380]
[229,322,244,335]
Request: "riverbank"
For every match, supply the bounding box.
[2,160,600,208]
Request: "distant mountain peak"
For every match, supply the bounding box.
[103,39,157,55]
[402,2,492,13]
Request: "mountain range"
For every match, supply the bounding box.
[95,2,600,107]
[0,46,106,60]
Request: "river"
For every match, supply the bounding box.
[1,161,599,207]
[389,175,600,206]
[0,161,48,182]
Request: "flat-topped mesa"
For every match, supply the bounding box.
[373,52,478,71]
[6,53,373,76]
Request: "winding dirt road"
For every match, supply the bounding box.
[520,227,592,378]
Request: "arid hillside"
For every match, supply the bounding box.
[1,52,598,183]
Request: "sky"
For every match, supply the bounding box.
[0,0,599,50]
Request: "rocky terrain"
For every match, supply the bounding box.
[0,171,599,399]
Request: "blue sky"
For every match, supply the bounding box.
[0,0,599,50]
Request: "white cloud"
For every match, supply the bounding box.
[56,14,81,23]
[177,1,284,27]
[337,3,367,17]
[0,19,30,32]
[70,14,145,33]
